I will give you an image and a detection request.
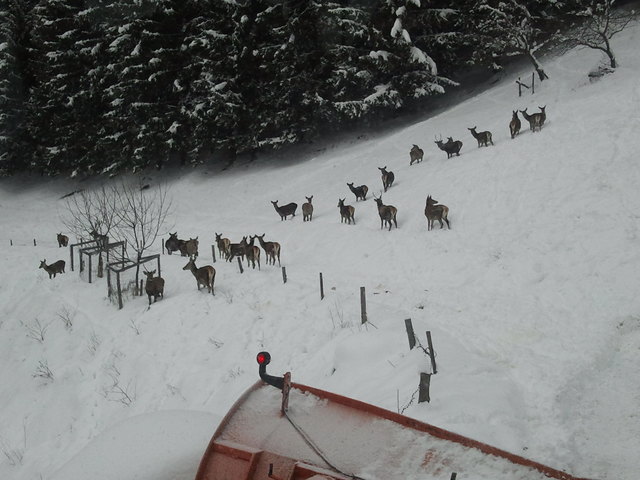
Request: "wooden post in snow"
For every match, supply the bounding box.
[237,256,243,274]
[426,331,437,374]
[211,244,216,263]
[404,319,416,350]
[418,372,431,403]
[319,272,324,300]
[282,266,287,284]
[360,287,367,324]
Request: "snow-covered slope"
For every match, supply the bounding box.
[1,23,639,480]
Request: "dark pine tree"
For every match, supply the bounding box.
[0,0,35,174]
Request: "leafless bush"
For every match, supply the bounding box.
[329,299,352,331]
[0,420,26,467]
[208,337,224,348]
[33,359,54,382]
[57,306,76,331]
[87,331,101,356]
[22,318,50,343]
[102,363,136,406]
[129,318,141,335]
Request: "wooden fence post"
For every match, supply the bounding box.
[10,239,12,246]
[162,238,165,254]
[360,287,367,324]
[211,244,216,263]
[88,254,92,283]
[531,71,535,94]
[426,331,437,374]
[450,473,457,480]
[418,372,431,403]
[282,266,287,284]
[117,273,123,310]
[319,272,324,300]
[237,256,244,274]
[33,238,36,246]
[404,319,416,350]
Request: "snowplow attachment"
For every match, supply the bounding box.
[195,379,590,480]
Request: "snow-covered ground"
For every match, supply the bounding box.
[2,22,640,480]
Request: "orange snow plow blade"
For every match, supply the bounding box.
[195,380,590,480]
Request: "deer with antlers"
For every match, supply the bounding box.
[373,194,397,231]
[425,195,450,231]
[434,135,462,158]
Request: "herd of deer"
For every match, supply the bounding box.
[41,108,546,305]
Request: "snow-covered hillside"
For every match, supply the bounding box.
[2,23,640,480]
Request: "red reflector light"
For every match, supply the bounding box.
[257,351,271,365]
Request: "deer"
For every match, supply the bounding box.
[90,229,108,249]
[143,270,165,305]
[373,194,397,231]
[509,110,521,139]
[256,234,281,266]
[520,108,537,132]
[434,135,462,158]
[39,259,66,279]
[182,258,215,294]
[215,233,230,259]
[424,195,450,231]
[271,200,297,220]
[530,105,546,132]
[226,237,246,263]
[337,198,355,225]
[378,166,395,192]
[57,233,69,247]
[409,144,424,165]
[347,182,368,201]
[165,232,182,255]
[185,237,199,258]
[244,236,261,270]
[468,126,493,147]
[302,196,314,222]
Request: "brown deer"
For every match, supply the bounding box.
[271,200,297,220]
[378,166,395,192]
[165,232,182,255]
[435,135,462,158]
[143,270,165,305]
[531,105,546,132]
[409,144,423,165]
[302,196,314,222]
[90,229,108,249]
[337,198,355,225]
[182,258,215,294]
[509,110,521,139]
[226,237,246,263]
[468,126,493,147]
[39,259,66,279]
[256,234,281,266]
[57,233,69,247]
[425,195,450,231]
[244,236,261,270]
[373,194,398,231]
[179,237,198,257]
[520,108,535,131]
[215,233,230,259]
[347,182,368,201]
